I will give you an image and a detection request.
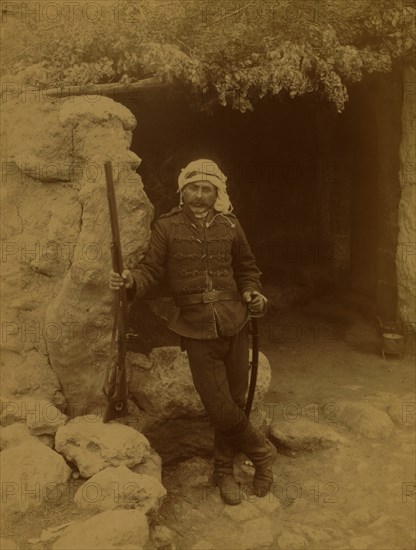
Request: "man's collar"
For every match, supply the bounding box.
[181,204,215,223]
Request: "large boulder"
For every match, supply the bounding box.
[53,509,149,550]
[74,465,167,514]
[55,415,150,477]
[270,417,347,452]
[0,441,71,513]
[335,401,395,439]
[129,347,205,418]
[128,346,271,461]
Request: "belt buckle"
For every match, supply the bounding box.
[203,290,219,303]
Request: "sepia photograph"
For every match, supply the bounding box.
[0,1,415,549]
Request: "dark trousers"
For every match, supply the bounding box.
[182,324,250,474]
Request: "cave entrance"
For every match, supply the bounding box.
[116,70,402,327]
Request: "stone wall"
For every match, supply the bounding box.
[397,65,416,334]
[0,93,153,417]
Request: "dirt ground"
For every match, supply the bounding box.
[159,296,416,550]
[2,296,415,550]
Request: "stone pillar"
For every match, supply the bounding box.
[372,72,403,326]
[397,66,416,339]
[45,96,154,416]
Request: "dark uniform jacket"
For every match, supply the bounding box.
[128,205,262,340]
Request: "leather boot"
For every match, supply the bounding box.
[213,431,242,505]
[225,423,277,497]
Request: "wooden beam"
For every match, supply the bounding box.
[43,77,166,98]
[0,77,167,102]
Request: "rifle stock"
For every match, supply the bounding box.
[103,161,129,422]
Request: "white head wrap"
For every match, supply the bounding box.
[178,159,233,214]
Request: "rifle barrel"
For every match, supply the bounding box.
[104,161,124,275]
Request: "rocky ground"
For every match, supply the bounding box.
[1,296,415,550]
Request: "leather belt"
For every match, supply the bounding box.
[175,290,241,307]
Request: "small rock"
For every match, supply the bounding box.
[348,507,374,526]
[224,500,260,522]
[74,465,166,514]
[55,415,150,477]
[336,401,395,439]
[0,540,18,549]
[239,518,276,549]
[0,441,71,513]
[349,535,375,549]
[277,532,308,550]
[151,525,174,549]
[52,509,149,549]
[270,417,346,452]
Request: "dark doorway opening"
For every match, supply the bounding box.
[119,70,402,331]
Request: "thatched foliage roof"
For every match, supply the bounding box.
[1,0,415,111]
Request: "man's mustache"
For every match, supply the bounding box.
[190,200,208,206]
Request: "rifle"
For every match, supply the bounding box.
[102,161,129,423]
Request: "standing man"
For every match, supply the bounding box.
[110,159,276,505]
